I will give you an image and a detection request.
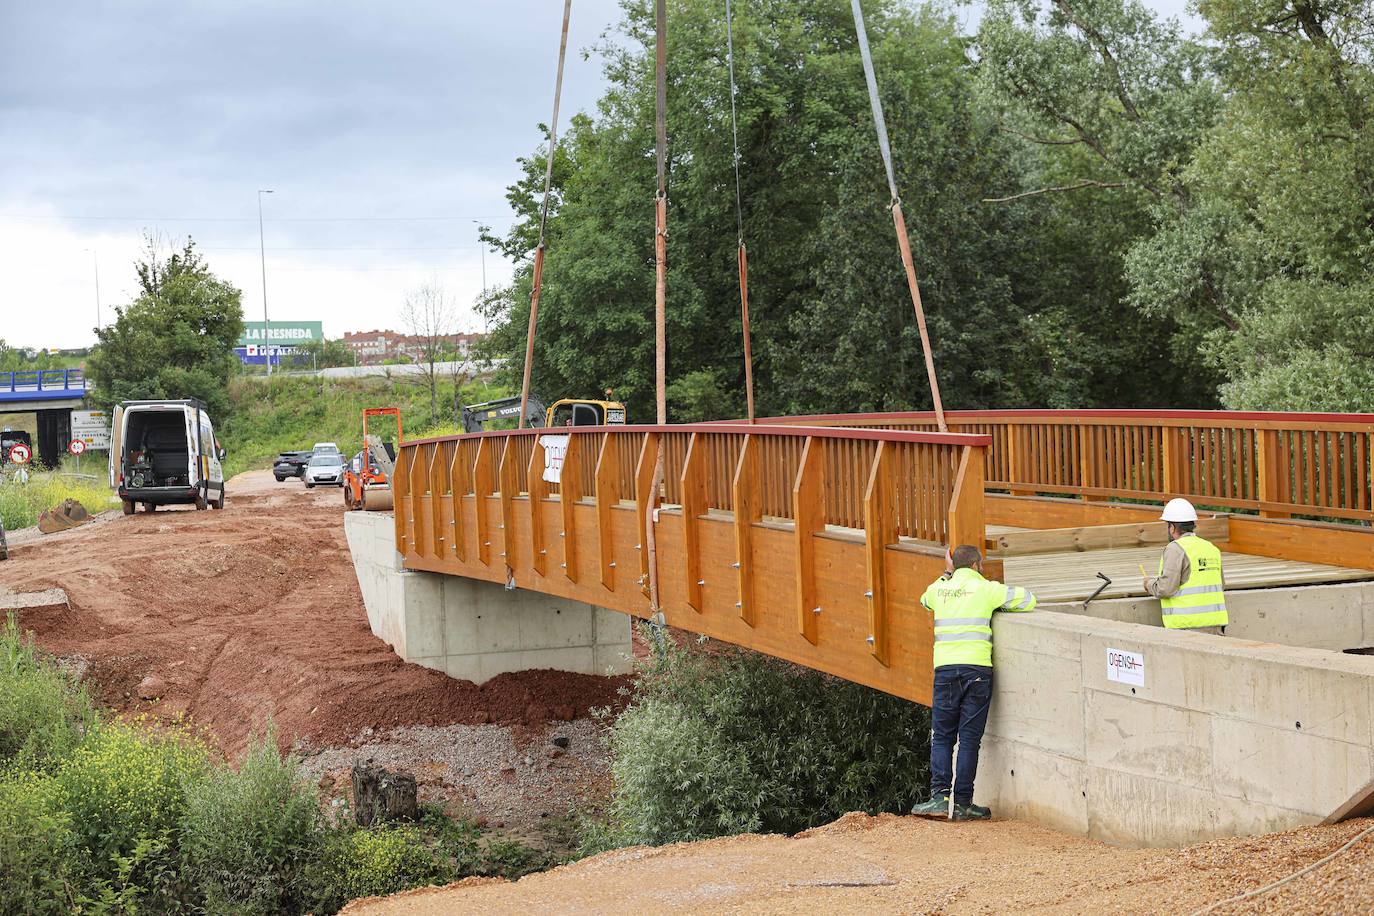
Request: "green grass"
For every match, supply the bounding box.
[219,375,508,480]
[0,468,118,531]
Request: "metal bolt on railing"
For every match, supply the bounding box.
[866,635,875,644]
[540,549,547,555]
[560,563,566,568]
[608,561,617,568]
[864,590,873,599]
[735,601,742,608]
[812,607,822,615]
[697,579,705,586]
[634,543,641,550]
[731,562,740,569]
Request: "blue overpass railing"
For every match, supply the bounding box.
[0,368,90,402]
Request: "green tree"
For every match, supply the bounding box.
[87,238,244,417]
[483,0,1190,421]
[292,338,354,370]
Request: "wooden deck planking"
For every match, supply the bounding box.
[1003,544,1374,604]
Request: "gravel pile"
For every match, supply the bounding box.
[298,719,610,834]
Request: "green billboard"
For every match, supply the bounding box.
[237,321,324,347]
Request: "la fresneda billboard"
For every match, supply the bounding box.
[234,320,324,366]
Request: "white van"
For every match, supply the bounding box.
[109,399,227,514]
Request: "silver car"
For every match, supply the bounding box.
[304,451,345,488]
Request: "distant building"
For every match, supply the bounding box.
[341,329,486,365]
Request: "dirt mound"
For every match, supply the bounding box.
[0,470,629,757]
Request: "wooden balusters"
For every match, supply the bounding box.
[473,438,494,565]
[561,434,582,583]
[392,447,409,554]
[409,443,427,558]
[498,438,518,569]
[1007,424,1033,496]
[863,441,895,667]
[448,442,467,561]
[634,432,659,594]
[527,437,548,577]
[680,432,707,612]
[595,433,619,590]
[731,435,760,626]
[428,443,448,556]
[793,436,823,645]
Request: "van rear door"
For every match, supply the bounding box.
[108,404,124,488]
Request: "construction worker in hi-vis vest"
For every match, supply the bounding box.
[1144,498,1228,635]
[910,544,1036,822]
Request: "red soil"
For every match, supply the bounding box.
[0,470,629,757]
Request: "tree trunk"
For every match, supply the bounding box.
[351,761,418,827]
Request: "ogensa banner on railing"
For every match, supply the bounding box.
[540,435,569,483]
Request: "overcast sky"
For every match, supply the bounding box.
[0,0,1197,350]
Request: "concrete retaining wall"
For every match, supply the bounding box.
[978,610,1374,846]
[1047,580,1374,652]
[344,511,632,682]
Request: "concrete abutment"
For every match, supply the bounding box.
[344,511,632,683]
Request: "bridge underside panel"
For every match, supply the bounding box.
[400,494,945,706]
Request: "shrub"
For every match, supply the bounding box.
[584,635,931,852]
[420,804,551,880]
[0,771,84,915]
[55,721,209,908]
[0,616,97,772]
[306,825,453,914]
[181,731,324,915]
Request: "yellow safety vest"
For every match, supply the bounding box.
[1159,535,1228,629]
[921,568,1036,668]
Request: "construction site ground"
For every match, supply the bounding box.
[4,469,1374,913]
[0,469,629,849]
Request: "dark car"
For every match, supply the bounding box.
[273,450,313,482]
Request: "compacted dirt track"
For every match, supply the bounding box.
[344,813,1374,915]
[0,470,627,758]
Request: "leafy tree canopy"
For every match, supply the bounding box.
[87,238,244,417]
[484,0,1198,421]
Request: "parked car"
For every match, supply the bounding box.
[312,441,342,455]
[304,451,346,488]
[109,399,226,513]
[273,451,313,482]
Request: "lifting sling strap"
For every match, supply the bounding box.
[725,0,756,422]
[849,0,948,432]
[517,0,574,429]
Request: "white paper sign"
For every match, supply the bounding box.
[71,409,111,450]
[1106,647,1145,687]
[540,435,570,484]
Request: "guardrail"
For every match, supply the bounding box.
[740,410,1374,523]
[0,368,88,396]
[392,424,991,702]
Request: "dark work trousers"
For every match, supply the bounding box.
[929,664,994,805]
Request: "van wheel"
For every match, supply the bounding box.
[142,503,156,513]
[214,489,225,509]
[121,499,135,516]
[195,495,208,510]
[305,482,314,489]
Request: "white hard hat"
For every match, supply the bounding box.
[1161,498,1198,523]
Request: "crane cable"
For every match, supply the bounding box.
[517,0,573,429]
[725,0,756,422]
[645,0,669,634]
[849,0,948,431]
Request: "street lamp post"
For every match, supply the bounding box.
[257,189,274,375]
[85,249,101,332]
[473,220,487,334]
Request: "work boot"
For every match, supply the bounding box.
[910,794,951,819]
[953,802,991,821]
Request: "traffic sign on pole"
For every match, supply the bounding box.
[68,439,86,456]
[8,443,31,465]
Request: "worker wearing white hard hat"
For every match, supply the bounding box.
[1143,498,1228,634]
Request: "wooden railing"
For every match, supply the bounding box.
[393,424,991,705]
[740,409,1374,523]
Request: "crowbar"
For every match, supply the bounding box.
[1083,572,1112,610]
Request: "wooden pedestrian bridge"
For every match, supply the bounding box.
[391,409,1374,705]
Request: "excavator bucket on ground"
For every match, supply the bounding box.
[37,499,90,535]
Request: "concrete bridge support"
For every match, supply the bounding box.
[344,511,633,683]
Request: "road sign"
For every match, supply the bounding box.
[8,443,31,465]
[68,439,86,456]
[71,409,111,450]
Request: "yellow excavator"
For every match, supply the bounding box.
[461,395,627,432]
